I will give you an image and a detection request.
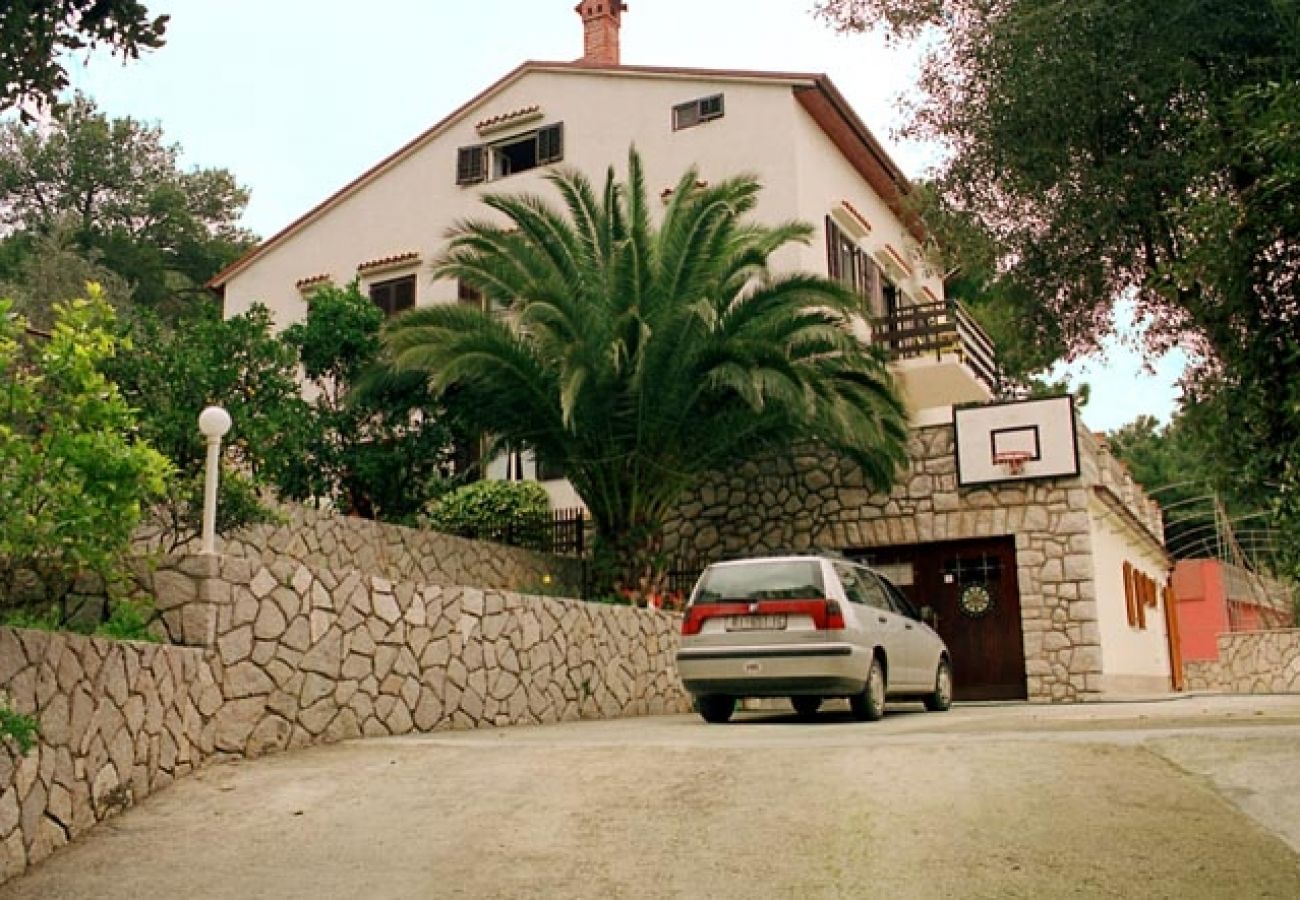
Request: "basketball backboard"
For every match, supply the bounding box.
[953,395,1081,486]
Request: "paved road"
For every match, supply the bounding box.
[5,695,1300,899]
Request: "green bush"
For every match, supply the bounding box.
[0,292,171,622]
[422,480,551,549]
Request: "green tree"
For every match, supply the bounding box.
[381,150,908,602]
[0,1,167,118]
[0,94,255,316]
[0,289,170,620]
[816,0,1300,574]
[105,304,311,550]
[0,224,132,330]
[281,283,460,522]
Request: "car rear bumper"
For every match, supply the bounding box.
[676,643,868,698]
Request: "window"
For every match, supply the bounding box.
[673,93,725,130]
[457,279,510,316]
[369,275,415,316]
[826,216,895,319]
[535,454,565,481]
[456,123,564,185]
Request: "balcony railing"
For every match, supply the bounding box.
[870,300,999,393]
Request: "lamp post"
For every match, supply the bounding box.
[197,406,232,555]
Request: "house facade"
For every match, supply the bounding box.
[210,7,1177,702]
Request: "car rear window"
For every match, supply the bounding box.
[691,561,824,604]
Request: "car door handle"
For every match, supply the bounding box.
[877,616,888,624]
[904,623,914,630]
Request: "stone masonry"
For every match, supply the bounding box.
[664,421,1160,703]
[1183,630,1300,693]
[0,629,216,883]
[3,513,688,886]
[138,502,586,598]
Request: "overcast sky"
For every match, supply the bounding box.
[61,0,1186,431]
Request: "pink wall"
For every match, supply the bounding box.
[1173,560,1230,662]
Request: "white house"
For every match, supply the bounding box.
[210,5,1178,703]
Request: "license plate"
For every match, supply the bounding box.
[725,614,787,631]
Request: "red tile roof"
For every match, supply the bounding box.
[356,251,421,273]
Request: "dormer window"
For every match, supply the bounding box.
[456,123,564,185]
[673,94,725,131]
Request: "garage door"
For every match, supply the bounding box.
[851,537,1027,701]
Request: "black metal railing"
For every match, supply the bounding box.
[871,300,999,393]
[468,506,589,556]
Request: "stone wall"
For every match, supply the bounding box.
[1,550,688,886]
[1182,630,1300,693]
[137,502,586,597]
[662,422,1163,702]
[142,554,689,755]
[0,629,218,882]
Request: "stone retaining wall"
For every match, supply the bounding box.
[0,629,218,883]
[137,502,586,597]
[143,554,689,755]
[1,552,688,886]
[1181,630,1300,693]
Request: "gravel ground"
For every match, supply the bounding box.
[4,695,1300,899]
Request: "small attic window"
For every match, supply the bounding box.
[673,94,725,131]
[457,123,564,186]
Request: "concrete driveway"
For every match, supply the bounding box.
[4,694,1300,899]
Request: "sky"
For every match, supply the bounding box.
[60,0,1186,432]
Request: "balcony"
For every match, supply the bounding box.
[871,300,999,415]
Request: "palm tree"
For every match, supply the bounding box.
[382,148,907,602]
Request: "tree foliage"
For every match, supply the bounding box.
[381,149,908,601]
[0,94,255,316]
[0,0,167,118]
[817,0,1300,571]
[0,290,170,619]
[280,283,460,522]
[105,304,310,550]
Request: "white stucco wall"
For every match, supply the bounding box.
[1089,493,1174,694]
[222,68,817,327]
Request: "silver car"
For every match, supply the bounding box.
[676,555,953,723]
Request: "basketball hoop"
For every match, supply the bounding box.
[993,450,1033,476]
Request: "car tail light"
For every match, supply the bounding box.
[681,606,706,636]
[821,599,845,631]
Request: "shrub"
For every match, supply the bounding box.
[422,480,551,549]
[0,697,38,755]
[0,291,171,622]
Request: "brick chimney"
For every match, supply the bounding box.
[575,1,627,66]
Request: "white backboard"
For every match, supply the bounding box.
[953,395,1081,486]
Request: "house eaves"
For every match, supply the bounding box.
[208,61,918,290]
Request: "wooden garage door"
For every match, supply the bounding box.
[851,537,1027,701]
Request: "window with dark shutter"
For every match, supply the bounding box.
[457,145,487,185]
[457,280,484,309]
[537,123,564,164]
[369,275,416,316]
[673,94,725,130]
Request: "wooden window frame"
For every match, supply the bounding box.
[456,123,564,186]
[368,274,416,317]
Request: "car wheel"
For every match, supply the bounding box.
[791,696,822,720]
[924,659,953,712]
[849,657,886,722]
[697,695,736,724]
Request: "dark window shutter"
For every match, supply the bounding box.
[699,94,724,121]
[369,275,416,317]
[458,280,485,309]
[457,145,486,185]
[537,123,564,164]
